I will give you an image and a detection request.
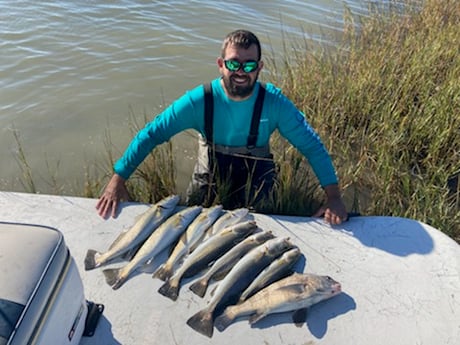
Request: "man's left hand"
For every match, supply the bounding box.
[313,184,348,225]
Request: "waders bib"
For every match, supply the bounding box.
[186,82,277,210]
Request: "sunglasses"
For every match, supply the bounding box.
[224,59,259,73]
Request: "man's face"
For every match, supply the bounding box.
[217,43,263,100]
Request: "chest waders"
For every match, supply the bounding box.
[186,83,277,211]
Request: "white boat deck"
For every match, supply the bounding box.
[0,191,458,345]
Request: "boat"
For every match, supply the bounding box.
[0,191,458,345]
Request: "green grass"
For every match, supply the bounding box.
[9,0,460,242]
[267,0,459,241]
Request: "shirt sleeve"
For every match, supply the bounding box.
[268,85,339,187]
[114,86,205,179]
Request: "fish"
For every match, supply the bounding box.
[153,205,224,281]
[205,208,249,237]
[189,231,275,298]
[186,237,295,338]
[84,194,180,270]
[239,247,302,302]
[102,205,202,290]
[214,273,342,332]
[157,220,258,301]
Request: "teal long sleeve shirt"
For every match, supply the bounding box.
[114,78,339,187]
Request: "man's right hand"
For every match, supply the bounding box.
[96,173,130,218]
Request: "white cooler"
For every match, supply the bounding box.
[0,222,88,345]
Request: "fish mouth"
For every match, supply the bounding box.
[333,283,342,293]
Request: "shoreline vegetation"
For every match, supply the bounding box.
[10,0,460,243]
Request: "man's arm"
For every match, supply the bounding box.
[96,84,206,218]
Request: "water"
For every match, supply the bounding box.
[0,0,367,195]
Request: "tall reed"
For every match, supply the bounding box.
[268,0,459,240]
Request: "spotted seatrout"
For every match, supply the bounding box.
[153,204,223,281]
[239,247,302,302]
[157,220,258,301]
[84,194,180,270]
[189,230,275,298]
[186,237,295,338]
[102,205,202,290]
[205,208,249,237]
[214,272,342,332]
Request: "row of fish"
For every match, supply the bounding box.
[84,195,342,338]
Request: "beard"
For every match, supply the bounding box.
[222,73,258,98]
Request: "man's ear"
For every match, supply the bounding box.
[258,60,264,71]
[216,57,226,74]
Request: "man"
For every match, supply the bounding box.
[96,29,348,224]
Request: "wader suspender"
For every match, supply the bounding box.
[203,82,266,149]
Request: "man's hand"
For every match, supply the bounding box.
[96,173,130,218]
[313,184,348,225]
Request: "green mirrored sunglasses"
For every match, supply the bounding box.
[224,59,259,73]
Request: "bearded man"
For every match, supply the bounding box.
[96,29,348,224]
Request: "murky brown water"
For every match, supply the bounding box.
[0,0,372,195]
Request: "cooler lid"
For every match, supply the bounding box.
[0,222,64,343]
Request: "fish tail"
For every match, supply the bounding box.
[186,309,214,338]
[189,278,209,298]
[157,280,180,301]
[84,249,100,270]
[152,264,171,281]
[102,268,125,289]
[214,308,236,332]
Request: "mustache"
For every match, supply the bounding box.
[230,75,250,82]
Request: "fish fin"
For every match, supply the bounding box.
[107,230,130,251]
[189,278,209,298]
[248,311,268,325]
[139,261,156,273]
[210,285,218,297]
[158,280,180,301]
[276,283,306,295]
[121,244,141,261]
[84,249,100,270]
[238,292,249,303]
[212,268,231,281]
[188,232,207,253]
[214,309,235,332]
[152,264,171,281]
[292,308,308,327]
[102,268,124,289]
[186,309,214,338]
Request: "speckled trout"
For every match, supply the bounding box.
[84,194,180,270]
[189,231,275,298]
[103,205,202,290]
[186,237,295,338]
[214,273,342,332]
[205,208,249,237]
[153,205,223,281]
[157,220,258,301]
[239,247,302,302]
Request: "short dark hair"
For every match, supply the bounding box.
[221,30,261,60]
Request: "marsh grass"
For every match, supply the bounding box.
[267,0,459,240]
[12,128,36,193]
[11,0,459,242]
